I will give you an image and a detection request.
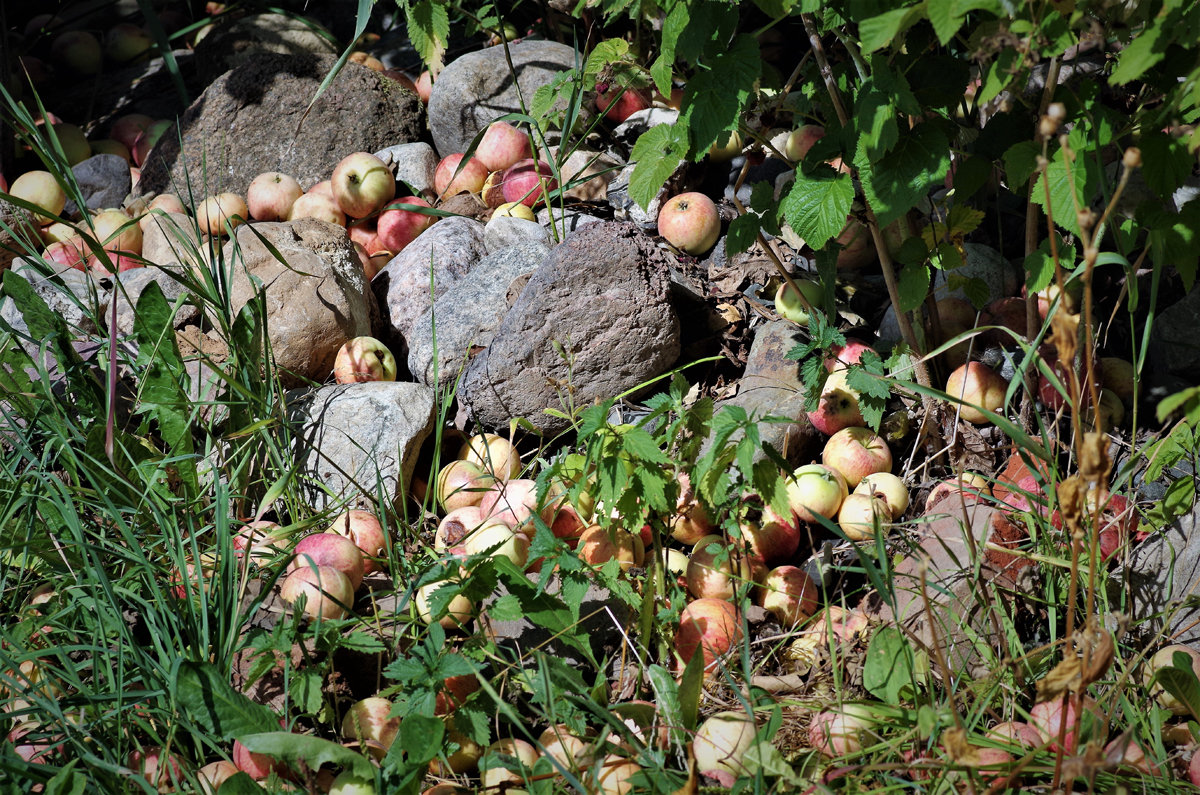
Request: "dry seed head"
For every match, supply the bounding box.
[1122,147,1142,169]
[1079,432,1111,483]
[1077,208,1096,231]
[1039,115,1059,139]
[1047,103,1067,123]
[1050,311,1079,366]
[1057,475,1087,537]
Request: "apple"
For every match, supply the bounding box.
[548,502,588,545]
[693,711,755,786]
[1029,693,1095,753]
[822,427,892,488]
[131,120,171,167]
[105,23,153,63]
[668,471,712,544]
[475,121,533,172]
[348,51,385,71]
[429,727,485,776]
[196,193,247,237]
[577,525,643,572]
[233,737,289,781]
[775,279,823,326]
[1104,735,1156,776]
[247,171,303,221]
[232,519,288,563]
[289,532,365,590]
[434,505,488,554]
[381,69,419,94]
[10,171,66,224]
[1144,645,1200,714]
[130,746,184,791]
[687,535,754,600]
[782,463,848,525]
[434,153,489,199]
[89,138,131,162]
[436,460,494,513]
[464,521,530,567]
[332,336,397,383]
[110,114,154,151]
[415,71,433,102]
[986,721,1042,749]
[598,756,641,794]
[657,191,719,255]
[759,565,819,626]
[43,238,87,270]
[458,433,521,480]
[784,124,826,162]
[807,368,865,435]
[198,760,239,793]
[742,517,800,564]
[435,674,479,716]
[481,738,540,790]
[492,201,536,221]
[945,362,1008,425]
[539,725,593,774]
[708,130,743,162]
[676,597,742,673]
[595,83,651,122]
[87,250,142,274]
[499,159,557,208]
[90,208,142,253]
[342,697,399,759]
[288,192,346,226]
[376,196,435,252]
[924,471,991,512]
[279,565,354,620]
[808,705,877,757]
[416,581,474,629]
[837,492,891,541]
[328,772,378,795]
[51,31,102,75]
[332,152,396,218]
[327,509,389,573]
[853,472,909,519]
[835,218,876,270]
[307,180,334,197]
[478,478,549,531]
[825,339,874,372]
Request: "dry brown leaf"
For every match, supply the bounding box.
[1035,656,1083,702]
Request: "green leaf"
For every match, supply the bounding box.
[676,645,704,731]
[855,84,899,159]
[675,0,740,64]
[863,626,915,702]
[216,772,266,794]
[1158,385,1200,424]
[927,0,965,45]
[651,2,686,95]
[1155,651,1200,722]
[1139,131,1193,197]
[977,48,1021,106]
[858,5,925,53]
[133,281,195,487]
[291,669,325,716]
[629,124,688,210]
[1032,129,1102,236]
[1002,141,1040,191]
[1024,237,1074,293]
[1110,18,1169,85]
[779,165,854,250]
[239,733,375,779]
[584,39,631,82]
[680,34,760,156]
[489,593,523,622]
[726,214,760,255]
[897,263,930,312]
[43,763,87,795]
[173,660,279,741]
[407,0,450,73]
[647,665,686,746]
[858,123,951,228]
[752,0,799,15]
[400,713,445,764]
[621,425,669,463]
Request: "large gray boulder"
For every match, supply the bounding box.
[1110,505,1200,647]
[221,218,374,386]
[459,222,680,435]
[427,40,577,157]
[64,155,132,218]
[135,54,423,199]
[191,13,339,86]
[288,382,436,511]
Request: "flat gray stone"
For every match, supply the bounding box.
[1110,505,1200,647]
[0,261,102,357]
[427,40,578,157]
[407,240,549,389]
[374,141,438,199]
[64,155,132,218]
[483,216,550,254]
[288,381,436,511]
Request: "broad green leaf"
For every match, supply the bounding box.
[864,626,915,702]
[1024,238,1074,293]
[651,2,687,95]
[1158,385,1200,424]
[680,34,760,157]
[726,214,761,255]
[133,281,196,488]
[584,39,630,81]
[1155,651,1200,722]
[858,5,924,53]
[291,669,325,716]
[1109,17,1169,85]
[675,0,740,64]
[489,593,523,622]
[676,644,704,731]
[1032,128,1103,235]
[752,0,799,16]
[896,263,930,312]
[400,713,445,764]
[779,165,854,250]
[621,425,669,463]
[1139,131,1193,197]
[927,0,963,44]
[43,763,87,795]
[238,733,375,779]
[407,0,449,73]
[858,123,951,228]
[855,84,899,159]
[1003,141,1040,190]
[216,772,266,794]
[173,660,279,741]
[978,49,1021,105]
[629,124,688,210]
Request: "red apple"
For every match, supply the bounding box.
[131,120,172,167]
[577,525,643,572]
[279,565,354,620]
[436,460,494,513]
[807,368,865,436]
[986,721,1042,749]
[382,69,419,93]
[130,746,184,792]
[458,433,521,480]
[475,121,533,173]
[808,705,876,757]
[668,471,712,544]
[657,192,719,255]
[232,520,288,563]
[499,159,557,208]
[233,737,288,781]
[924,472,991,512]
[415,71,433,103]
[43,239,88,271]
[332,152,396,218]
[289,532,365,591]
[759,565,819,625]
[595,83,651,122]
[246,171,303,222]
[945,362,1008,424]
[822,427,892,488]
[463,520,530,567]
[332,336,397,383]
[376,196,435,252]
[675,597,742,672]
[434,505,488,554]
[825,339,874,372]
[686,535,755,600]
[327,509,389,574]
[342,697,399,759]
[1029,693,1095,753]
[478,478,548,531]
[110,114,154,151]
[435,153,489,199]
[196,193,247,237]
[784,125,826,162]
[742,517,800,565]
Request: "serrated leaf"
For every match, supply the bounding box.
[780,165,854,250]
[239,733,374,779]
[1032,128,1102,235]
[651,3,687,95]
[173,660,279,741]
[400,713,445,764]
[680,34,760,156]
[897,263,930,312]
[845,365,892,402]
[1003,140,1040,190]
[859,5,925,53]
[1158,385,1200,424]
[978,48,1021,105]
[726,213,760,255]
[1140,131,1193,197]
[488,593,523,622]
[291,668,325,716]
[621,425,669,463]
[629,124,688,210]
[856,85,899,159]
[675,1,739,64]
[1109,18,1168,85]
[927,0,965,45]
[407,0,449,73]
[584,39,630,81]
[864,626,914,702]
[858,123,951,228]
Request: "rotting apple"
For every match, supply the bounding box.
[376,196,435,252]
[435,505,487,555]
[247,171,303,222]
[333,152,396,218]
[332,336,397,383]
[853,472,909,519]
[823,427,892,488]
[657,191,720,255]
[945,362,1008,425]
[759,565,819,626]
[327,509,389,574]
[807,368,866,436]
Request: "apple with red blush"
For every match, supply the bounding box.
[945,362,1008,425]
[595,82,651,122]
[822,427,892,489]
[498,158,557,208]
[246,171,303,222]
[658,191,720,255]
[332,152,396,218]
[376,196,435,252]
[434,153,489,199]
[475,121,533,172]
[807,368,865,436]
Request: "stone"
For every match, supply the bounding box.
[374,142,438,199]
[608,160,686,229]
[221,218,374,386]
[459,222,680,435]
[708,320,822,466]
[45,51,197,132]
[483,216,550,253]
[0,261,102,357]
[1110,505,1200,647]
[140,212,204,270]
[287,381,436,510]
[191,13,338,85]
[427,40,578,157]
[724,155,792,204]
[110,266,199,336]
[535,208,604,235]
[611,108,680,147]
[64,155,132,218]
[134,54,423,199]
[1149,285,1200,383]
[0,200,42,271]
[372,217,488,351]
[407,240,549,389]
[549,146,619,202]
